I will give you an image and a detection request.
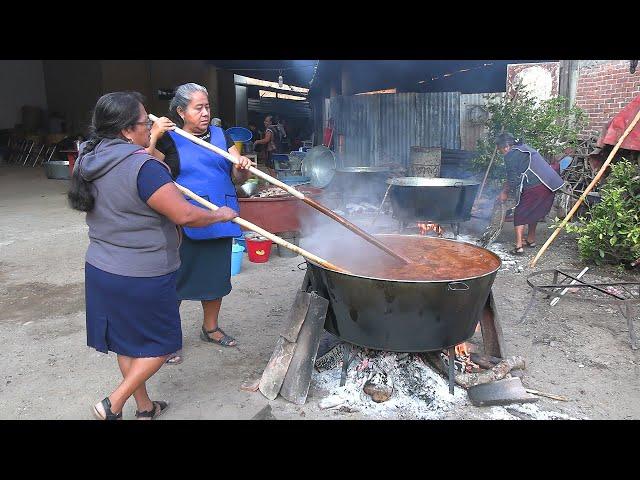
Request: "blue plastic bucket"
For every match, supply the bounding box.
[231,243,245,276]
[226,127,253,143]
[234,233,247,251]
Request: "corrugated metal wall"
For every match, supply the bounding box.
[328,92,461,167]
[460,93,504,151]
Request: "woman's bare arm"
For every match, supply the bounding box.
[146,183,237,227]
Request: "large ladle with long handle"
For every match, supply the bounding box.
[174,182,350,274]
[150,114,411,265]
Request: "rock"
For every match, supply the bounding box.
[363,381,393,403]
[363,371,394,403]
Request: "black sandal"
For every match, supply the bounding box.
[135,400,169,420]
[200,325,237,347]
[525,240,537,247]
[92,397,122,421]
[510,246,525,255]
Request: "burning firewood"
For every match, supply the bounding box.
[417,222,444,237]
[424,353,526,389]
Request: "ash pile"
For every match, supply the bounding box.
[310,337,574,420]
[312,346,466,419]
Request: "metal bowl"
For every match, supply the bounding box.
[301,146,336,188]
[44,160,70,180]
[240,181,259,196]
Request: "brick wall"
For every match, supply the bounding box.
[575,60,640,135]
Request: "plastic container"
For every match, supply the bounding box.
[226,127,253,143]
[231,243,245,276]
[234,233,247,252]
[233,141,243,153]
[281,175,311,186]
[245,234,272,263]
[276,231,299,258]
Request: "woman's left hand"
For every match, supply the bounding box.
[234,156,253,170]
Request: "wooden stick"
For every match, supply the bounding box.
[477,145,498,200]
[530,107,640,267]
[550,267,589,306]
[524,388,569,402]
[174,182,350,274]
[150,114,411,265]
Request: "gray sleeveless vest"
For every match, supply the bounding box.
[76,138,180,277]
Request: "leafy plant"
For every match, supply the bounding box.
[471,83,588,185]
[564,160,640,266]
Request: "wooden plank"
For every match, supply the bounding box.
[280,293,329,405]
[258,336,296,400]
[280,291,312,343]
[480,290,506,359]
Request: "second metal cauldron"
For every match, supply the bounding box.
[305,234,501,352]
[387,177,480,224]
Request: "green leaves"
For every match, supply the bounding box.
[568,160,640,266]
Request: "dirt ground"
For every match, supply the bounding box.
[0,165,638,420]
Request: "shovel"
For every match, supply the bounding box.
[150,114,411,265]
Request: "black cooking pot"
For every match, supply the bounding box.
[328,166,391,203]
[305,234,500,352]
[387,177,479,223]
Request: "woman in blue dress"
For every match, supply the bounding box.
[68,91,240,419]
[149,83,252,364]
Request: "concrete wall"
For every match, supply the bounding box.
[0,60,48,130]
[217,69,236,127]
[148,60,209,118]
[43,60,102,134]
[574,60,640,134]
[39,60,227,135]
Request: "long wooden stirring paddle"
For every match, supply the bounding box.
[150,114,411,265]
[174,182,350,274]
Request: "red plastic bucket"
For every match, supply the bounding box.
[246,235,272,263]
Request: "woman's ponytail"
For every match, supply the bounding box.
[67,135,102,212]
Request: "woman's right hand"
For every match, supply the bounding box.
[215,206,238,223]
[498,190,508,203]
[151,116,175,139]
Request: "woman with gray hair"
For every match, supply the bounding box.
[496,132,564,255]
[147,83,252,364]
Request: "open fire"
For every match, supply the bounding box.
[417,222,444,237]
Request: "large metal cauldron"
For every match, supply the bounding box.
[329,166,391,203]
[305,234,500,352]
[387,177,479,223]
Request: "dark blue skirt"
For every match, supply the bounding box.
[85,262,182,358]
[176,235,232,301]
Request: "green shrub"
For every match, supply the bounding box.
[565,160,640,265]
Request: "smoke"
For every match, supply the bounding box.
[298,174,396,271]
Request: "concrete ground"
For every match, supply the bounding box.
[1,165,639,420]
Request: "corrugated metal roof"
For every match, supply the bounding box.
[329,92,460,168]
[248,98,311,118]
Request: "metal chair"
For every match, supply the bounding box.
[8,138,23,164]
[21,140,35,166]
[40,145,57,166]
[31,144,45,167]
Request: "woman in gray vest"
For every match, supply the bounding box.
[68,91,238,420]
[496,133,564,255]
